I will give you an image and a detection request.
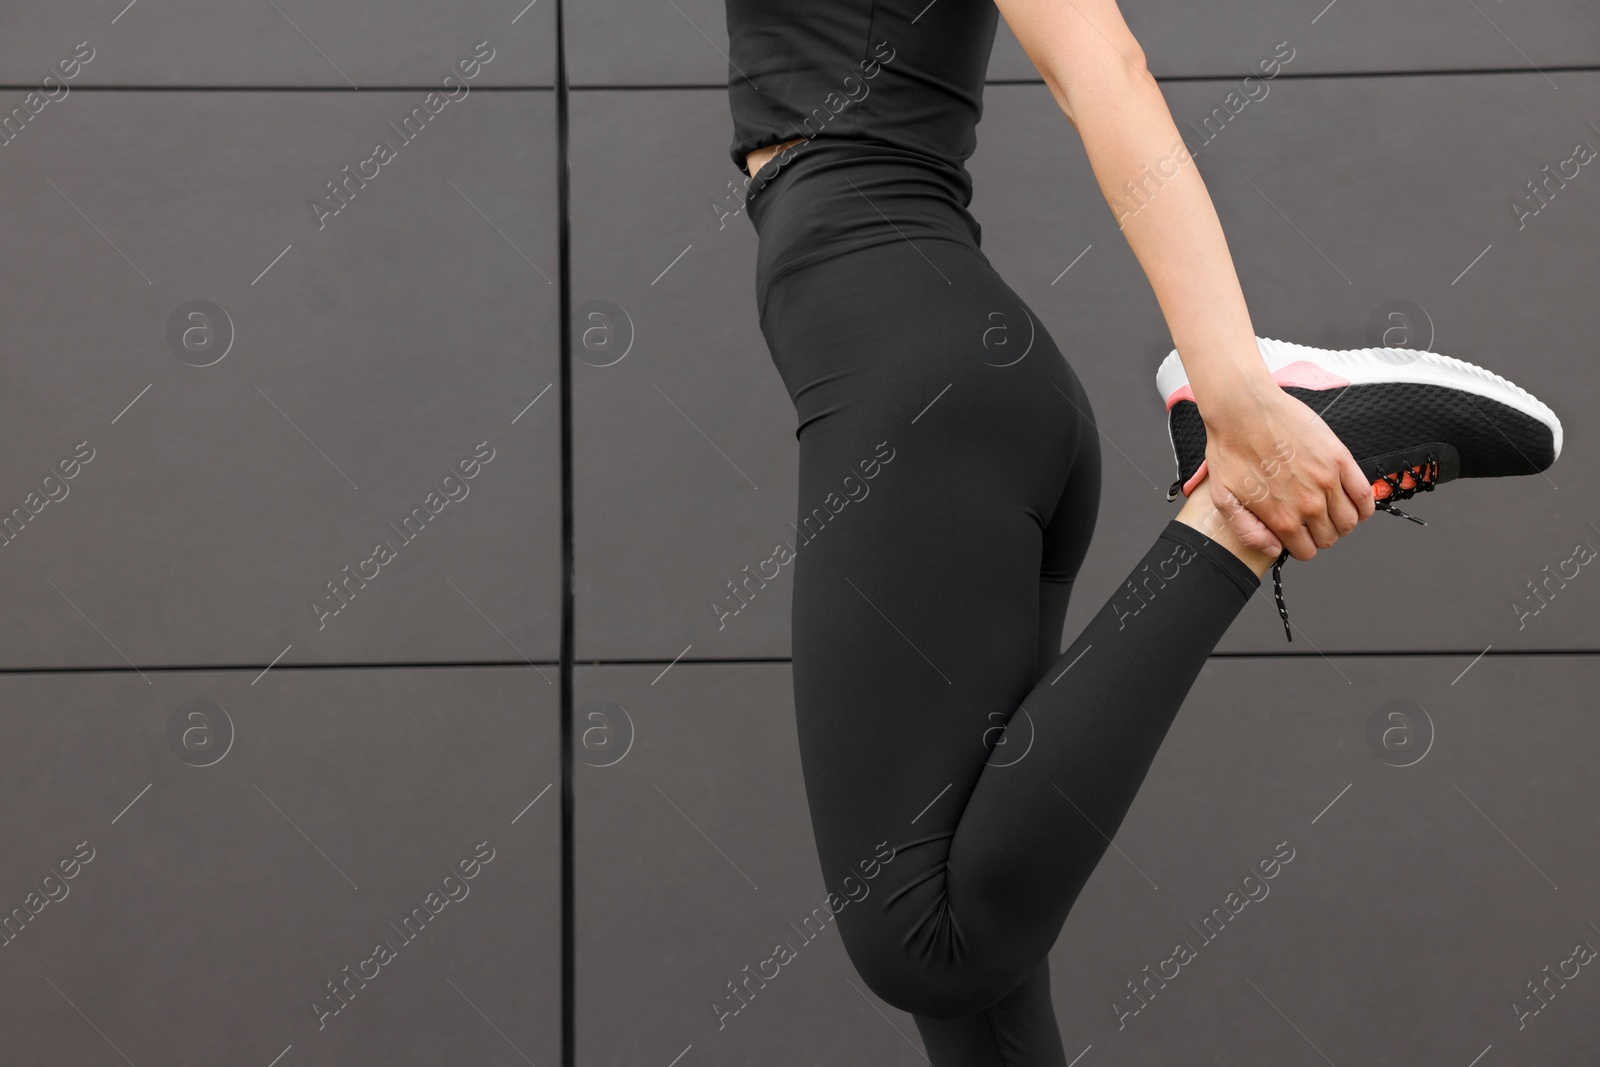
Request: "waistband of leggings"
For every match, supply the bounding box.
[745,138,983,317]
[743,136,974,208]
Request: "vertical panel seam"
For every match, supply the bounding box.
[553,0,577,1063]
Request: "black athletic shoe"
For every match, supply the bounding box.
[1155,336,1563,640]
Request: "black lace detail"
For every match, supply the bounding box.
[1372,451,1440,525]
[1271,548,1292,642]
[1269,451,1442,643]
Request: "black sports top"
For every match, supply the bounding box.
[725,0,1003,322]
[724,0,1000,180]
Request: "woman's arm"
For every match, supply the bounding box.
[993,0,1374,559]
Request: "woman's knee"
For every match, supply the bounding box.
[836,904,1035,1019]
[852,951,1032,1019]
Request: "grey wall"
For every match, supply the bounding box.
[2,2,1596,1065]
[0,7,562,1066]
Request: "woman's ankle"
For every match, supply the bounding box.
[1172,476,1280,578]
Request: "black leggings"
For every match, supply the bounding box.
[757,229,1261,1064]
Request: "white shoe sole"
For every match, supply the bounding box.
[1156,336,1563,460]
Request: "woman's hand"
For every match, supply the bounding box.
[1200,382,1376,560]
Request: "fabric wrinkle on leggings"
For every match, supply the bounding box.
[752,145,1260,1067]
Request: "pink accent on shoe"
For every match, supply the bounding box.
[1162,359,1353,410]
[1182,460,1207,497]
[1270,360,1352,390]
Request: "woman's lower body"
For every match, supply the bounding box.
[751,145,1263,1065]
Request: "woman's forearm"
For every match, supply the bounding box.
[1058,60,1277,417]
[996,0,1373,558]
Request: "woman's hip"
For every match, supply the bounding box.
[759,235,1095,533]
[761,237,1087,428]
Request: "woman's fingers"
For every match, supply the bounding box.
[1270,498,1321,560]
[1210,480,1282,554]
[1325,492,1361,541]
[1307,448,1371,549]
[1339,449,1377,522]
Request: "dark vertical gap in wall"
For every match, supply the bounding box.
[553,0,577,1063]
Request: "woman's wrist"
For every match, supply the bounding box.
[1185,360,1280,431]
